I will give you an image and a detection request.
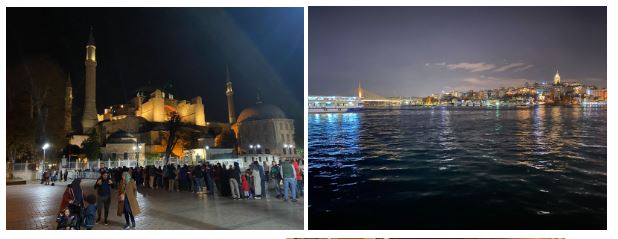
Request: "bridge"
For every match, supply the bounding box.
[356,82,402,105]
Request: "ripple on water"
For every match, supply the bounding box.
[309,108,607,229]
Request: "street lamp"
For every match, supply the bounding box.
[256,144,261,154]
[249,144,254,154]
[41,143,50,174]
[204,145,210,163]
[133,143,142,167]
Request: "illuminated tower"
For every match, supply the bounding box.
[82,26,98,133]
[226,65,237,124]
[64,73,73,134]
[554,70,561,85]
[357,81,363,98]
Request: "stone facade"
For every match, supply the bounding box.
[134,89,206,126]
[232,102,296,158]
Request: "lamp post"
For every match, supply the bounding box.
[41,143,50,174]
[204,145,210,163]
[256,144,261,154]
[133,143,142,167]
[249,144,254,154]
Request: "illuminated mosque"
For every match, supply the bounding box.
[67,28,297,167]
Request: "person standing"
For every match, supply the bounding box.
[117,169,140,229]
[251,162,263,199]
[205,164,215,195]
[229,162,241,199]
[241,171,250,199]
[83,194,97,230]
[95,171,113,225]
[148,166,156,189]
[66,178,85,229]
[280,159,297,202]
[192,165,204,193]
[293,159,303,198]
[270,161,282,198]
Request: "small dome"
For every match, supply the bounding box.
[106,130,137,144]
[237,103,286,123]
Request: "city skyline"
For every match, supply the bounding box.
[309,7,607,97]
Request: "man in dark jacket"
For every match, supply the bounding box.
[205,164,215,195]
[192,165,204,193]
[94,172,113,225]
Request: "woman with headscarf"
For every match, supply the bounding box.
[220,165,231,197]
[117,168,141,229]
[59,178,84,229]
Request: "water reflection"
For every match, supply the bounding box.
[309,107,607,229]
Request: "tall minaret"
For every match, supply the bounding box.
[357,81,363,98]
[225,65,237,124]
[554,70,561,85]
[64,73,73,134]
[82,26,98,133]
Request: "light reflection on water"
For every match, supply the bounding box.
[309,107,607,229]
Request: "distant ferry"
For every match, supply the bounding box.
[308,96,363,113]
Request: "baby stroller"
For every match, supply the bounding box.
[68,202,84,229]
[56,208,78,230]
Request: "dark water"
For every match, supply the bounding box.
[309,107,606,229]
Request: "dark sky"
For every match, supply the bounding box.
[8,7,304,143]
[309,7,607,97]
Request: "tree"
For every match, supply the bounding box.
[7,56,66,171]
[163,114,182,165]
[81,130,101,162]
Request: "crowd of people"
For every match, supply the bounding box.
[40,169,69,185]
[55,158,303,230]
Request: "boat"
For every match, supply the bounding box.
[308,95,363,113]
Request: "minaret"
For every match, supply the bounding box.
[82,26,98,133]
[554,70,561,85]
[357,81,363,98]
[225,65,237,124]
[64,73,73,134]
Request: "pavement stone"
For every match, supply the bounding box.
[6,179,303,230]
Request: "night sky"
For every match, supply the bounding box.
[8,7,304,142]
[309,7,607,97]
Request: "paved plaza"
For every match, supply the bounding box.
[6,179,303,230]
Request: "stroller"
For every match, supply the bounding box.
[56,207,78,230]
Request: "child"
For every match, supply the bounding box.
[241,173,250,199]
[56,208,75,230]
[83,194,97,230]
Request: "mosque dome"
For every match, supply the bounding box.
[106,130,137,144]
[237,103,286,123]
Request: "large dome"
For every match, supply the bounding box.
[106,130,137,144]
[237,103,286,123]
